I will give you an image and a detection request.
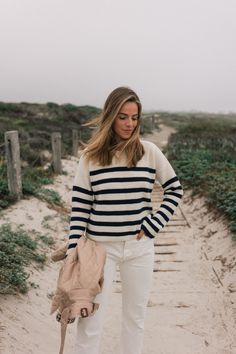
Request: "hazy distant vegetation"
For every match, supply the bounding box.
[164,113,236,239]
[0,101,100,164]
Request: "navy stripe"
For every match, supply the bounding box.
[91,177,155,186]
[157,210,169,222]
[94,188,152,195]
[90,166,156,176]
[70,225,86,231]
[72,197,93,205]
[70,216,88,223]
[145,217,160,233]
[87,228,139,237]
[73,185,93,196]
[165,186,183,192]
[91,206,152,216]
[69,235,82,239]
[93,197,151,205]
[160,204,175,215]
[162,176,178,189]
[72,207,91,214]
[68,243,77,249]
[163,197,178,207]
[88,219,142,227]
[152,216,164,228]
[175,186,183,191]
[141,224,154,238]
[164,191,183,198]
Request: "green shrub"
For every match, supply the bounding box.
[166,117,236,239]
[38,234,55,246]
[0,161,62,209]
[34,188,62,205]
[0,160,14,209]
[62,103,78,112]
[0,102,22,113]
[22,166,53,186]
[140,116,160,135]
[22,166,62,205]
[0,224,47,294]
[46,102,59,109]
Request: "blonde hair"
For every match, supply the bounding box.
[84,86,144,167]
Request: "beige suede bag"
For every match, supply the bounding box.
[50,235,106,354]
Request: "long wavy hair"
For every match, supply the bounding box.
[84,86,144,167]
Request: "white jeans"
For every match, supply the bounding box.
[74,236,155,354]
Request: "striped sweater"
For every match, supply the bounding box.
[68,140,183,250]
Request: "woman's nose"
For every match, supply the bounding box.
[125,117,133,126]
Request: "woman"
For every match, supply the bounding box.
[68,86,183,354]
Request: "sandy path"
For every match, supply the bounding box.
[0,127,235,354]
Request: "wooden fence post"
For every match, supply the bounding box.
[51,132,62,174]
[4,130,22,200]
[152,114,159,129]
[72,129,79,157]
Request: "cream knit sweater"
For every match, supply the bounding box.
[68,140,183,250]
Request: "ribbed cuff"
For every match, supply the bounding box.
[141,215,161,239]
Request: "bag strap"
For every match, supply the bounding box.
[57,303,100,354]
[58,308,70,354]
[59,322,67,354]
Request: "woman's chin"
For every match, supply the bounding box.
[116,134,132,141]
[121,132,133,140]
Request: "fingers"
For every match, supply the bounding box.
[136,229,145,240]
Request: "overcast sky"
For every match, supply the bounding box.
[0,0,236,112]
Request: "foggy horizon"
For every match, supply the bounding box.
[1,0,236,113]
[1,98,236,115]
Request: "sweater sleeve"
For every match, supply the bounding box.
[141,144,183,238]
[68,153,93,250]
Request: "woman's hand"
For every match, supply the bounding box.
[136,229,145,240]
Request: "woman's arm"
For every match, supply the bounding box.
[141,145,183,238]
[68,153,93,250]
